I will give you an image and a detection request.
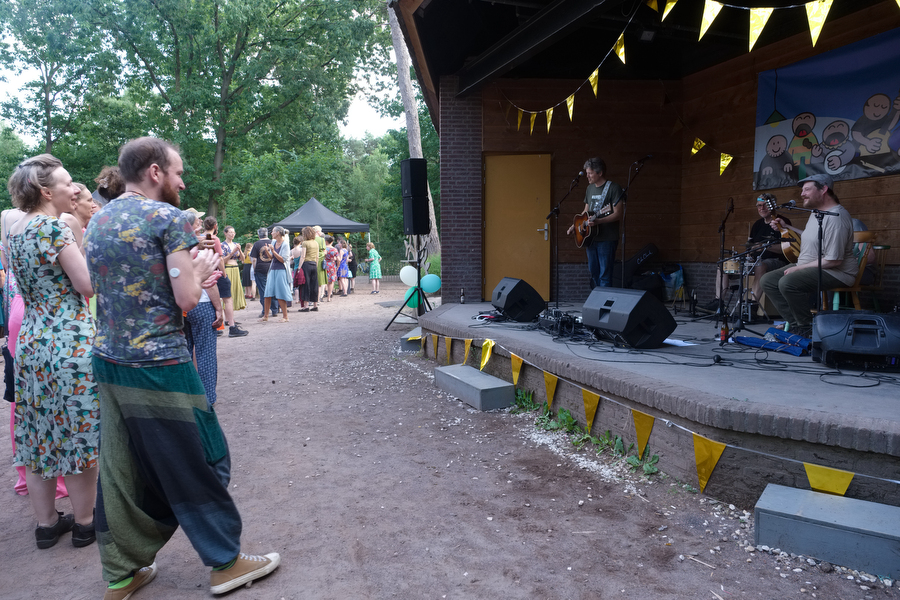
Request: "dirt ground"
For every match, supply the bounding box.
[1,280,896,599]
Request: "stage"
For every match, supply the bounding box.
[417,300,900,508]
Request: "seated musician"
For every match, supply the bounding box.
[565,157,623,288]
[708,194,790,309]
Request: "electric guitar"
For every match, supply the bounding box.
[572,205,612,248]
[763,197,801,263]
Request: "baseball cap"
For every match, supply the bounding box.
[798,173,833,189]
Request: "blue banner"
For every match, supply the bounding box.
[753,28,900,190]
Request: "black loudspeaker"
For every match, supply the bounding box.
[582,288,676,349]
[811,311,900,371]
[492,277,545,322]
[401,158,428,198]
[402,196,429,235]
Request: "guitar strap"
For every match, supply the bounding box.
[591,182,612,216]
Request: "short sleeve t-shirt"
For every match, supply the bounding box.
[584,180,623,243]
[84,192,198,366]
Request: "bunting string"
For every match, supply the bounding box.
[418,332,900,492]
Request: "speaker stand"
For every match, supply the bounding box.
[385,235,432,330]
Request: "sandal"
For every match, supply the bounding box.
[258,317,268,323]
[279,318,289,323]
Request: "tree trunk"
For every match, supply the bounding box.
[388,4,441,257]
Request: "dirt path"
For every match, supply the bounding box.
[2,281,895,599]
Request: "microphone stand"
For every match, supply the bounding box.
[619,157,650,288]
[708,199,733,331]
[547,173,581,309]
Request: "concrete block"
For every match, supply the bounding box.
[400,327,423,353]
[434,364,514,411]
[754,484,900,578]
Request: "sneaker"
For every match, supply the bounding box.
[228,325,249,338]
[72,521,96,547]
[215,329,223,337]
[104,563,158,600]
[210,552,281,595]
[35,511,74,549]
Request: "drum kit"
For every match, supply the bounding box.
[716,239,780,331]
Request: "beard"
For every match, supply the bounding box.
[161,176,181,207]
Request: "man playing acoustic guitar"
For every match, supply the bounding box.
[566,157,623,288]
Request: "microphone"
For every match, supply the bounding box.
[727,197,734,214]
[571,170,584,184]
[635,154,653,163]
[780,199,796,209]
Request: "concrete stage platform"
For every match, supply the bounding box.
[416,301,900,508]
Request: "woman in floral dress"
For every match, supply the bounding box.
[323,235,339,302]
[7,154,98,550]
[336,240,350,297]
[365,242,382,294]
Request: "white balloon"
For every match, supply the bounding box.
[399,265,418,287]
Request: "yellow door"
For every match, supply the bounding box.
[483,154,551,300]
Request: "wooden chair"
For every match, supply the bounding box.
[860,243,890,312]
[822,231,876,311]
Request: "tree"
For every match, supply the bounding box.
[87,0,388,218]
[0,0,119,153]
[0,123,27,209]
[387,4,440,255]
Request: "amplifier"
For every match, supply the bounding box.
[811,311,900,371]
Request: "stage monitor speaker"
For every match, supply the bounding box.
[400,158,428,198]
[582,287,676,349]
[811,310,900,371]
[402,195,429,235]
[491,277,545,322]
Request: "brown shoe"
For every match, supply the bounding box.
[103,563,158,600]
[210,552,281,595]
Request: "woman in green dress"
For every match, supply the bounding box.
[365,242,382,294]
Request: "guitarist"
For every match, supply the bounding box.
[759,174,857,338]
[566,157,624,288]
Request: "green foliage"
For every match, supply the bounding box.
[0,124,26,209]
[537,407,579,433]
[626,446,660,476]
[510,388,541,414]
[426,253,441,276]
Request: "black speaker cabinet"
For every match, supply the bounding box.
[402,195,429,235]
[400,158,428,198]
[491,277,545,322]
[811,310,900,371]
[582,287,676,349]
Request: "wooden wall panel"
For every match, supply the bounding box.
[482,79,684,265]
[678,3,900,265]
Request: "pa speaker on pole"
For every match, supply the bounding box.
[491,277,545,322]
[401,158,429,235]
[582,288,676,349]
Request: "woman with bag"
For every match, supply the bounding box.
[260,226,292,322]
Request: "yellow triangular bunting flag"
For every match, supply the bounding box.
[589,69,599,97]
[480,339,495,371]
[445,337,452,365]
[646,0,658,11]
[662,0,678,20]
[699,0,723,40]
[582,390,600,432]
[691,137,705,155]
[511,353,523,385]
[529,113,536,135]
[517,109,523,131]
[719,153,733,175]
[614,33,625,64]
[804,463,855,496]
[806,0,833,47]
[430,334,437,358]
[545,107,553,134]
[749,7,773,51]
[692,433,726,493]
[463,339,473,365]
[631,410,656,460]
[543,371,558,410]
[566,94,575,120]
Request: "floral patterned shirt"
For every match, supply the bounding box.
[84,192,198,366]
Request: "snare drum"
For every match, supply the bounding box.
[723,259,740,274]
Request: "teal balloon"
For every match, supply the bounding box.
[404,287,421,308]
[421,274,441,294]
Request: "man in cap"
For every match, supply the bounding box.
[759,173,858,338]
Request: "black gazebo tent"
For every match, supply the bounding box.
[272,197,369,236]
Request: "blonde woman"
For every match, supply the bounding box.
[365,242,382,294]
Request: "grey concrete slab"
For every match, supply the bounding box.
[434,364,515,411]
[755,484,900,578]
[400,327,423,352]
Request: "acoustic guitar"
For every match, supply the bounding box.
[572,205,612,248]
[763,197,801,263]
